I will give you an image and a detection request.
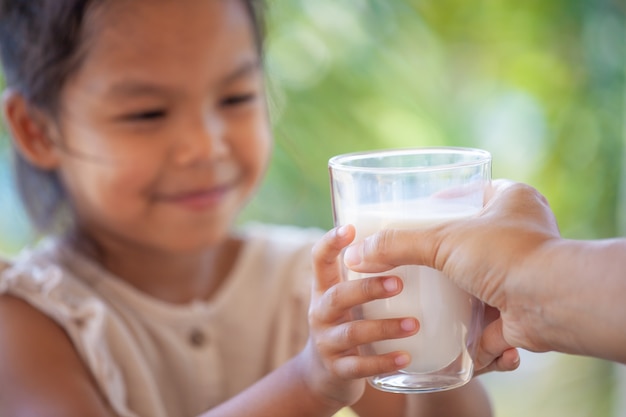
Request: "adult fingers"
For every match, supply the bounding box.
[473,347,520,376]
[483,179,516,206]
[343,179,534,274]
[474,318,519,370]
[341,181,520,273]
[343,228,441,273]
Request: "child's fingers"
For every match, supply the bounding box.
[318,317,419,354]
[329,351,412,380]
[311,225,356,293]
[310,275,403,324]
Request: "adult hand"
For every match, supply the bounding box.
[343,180,562,355]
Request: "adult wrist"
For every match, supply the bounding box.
[503,238,567,353]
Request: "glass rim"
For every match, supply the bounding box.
[328,147,491,173]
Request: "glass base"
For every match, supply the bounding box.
[368,373,471,394]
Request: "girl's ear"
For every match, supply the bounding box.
[2,90,61,170]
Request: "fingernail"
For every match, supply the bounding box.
[343,244,362,266]
[400,318,417,332]
[336,225,349,238]
[383,277,398,293]
[395,353,410,366]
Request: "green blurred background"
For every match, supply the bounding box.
[1,0,624,415]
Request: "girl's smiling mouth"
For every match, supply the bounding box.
[155,184,234,211]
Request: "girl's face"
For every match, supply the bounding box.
[54,0,271,252]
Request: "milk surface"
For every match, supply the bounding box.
[342,200,479,373]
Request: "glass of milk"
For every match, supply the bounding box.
[328,147,491,393]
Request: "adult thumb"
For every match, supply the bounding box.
[343,228,440,273]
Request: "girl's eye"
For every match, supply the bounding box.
[221,93,256,107]
[123,109,167,121]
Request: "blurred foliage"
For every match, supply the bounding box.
[0,0,624,416]
[241,0,625,243]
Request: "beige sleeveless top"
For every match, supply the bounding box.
[0,224,323,417]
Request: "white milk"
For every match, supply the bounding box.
[343,200,479,373]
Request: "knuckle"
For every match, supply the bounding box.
[314,335,329,356]
[509,182,541,204]
[310,242,334,267]
[358,277,380,300]
[326,284,342,309]
[311,229,342,260]
[372,229,395,259]
[380,319,400,338]
[431,229,449,271]
[333,356,359,377]
[340,322,360,343]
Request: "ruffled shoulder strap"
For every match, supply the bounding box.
[0,244,140,417]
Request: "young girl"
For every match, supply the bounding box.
[0,1,518,416]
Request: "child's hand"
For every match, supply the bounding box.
[302,225,419,408]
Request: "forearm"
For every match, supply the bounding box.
[513,237,626,362]
[198,352,341,417]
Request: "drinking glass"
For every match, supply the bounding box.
[328,147,491,393]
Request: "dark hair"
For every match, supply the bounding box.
[0,0,265,234]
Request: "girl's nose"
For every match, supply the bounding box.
[173,115,229,166]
